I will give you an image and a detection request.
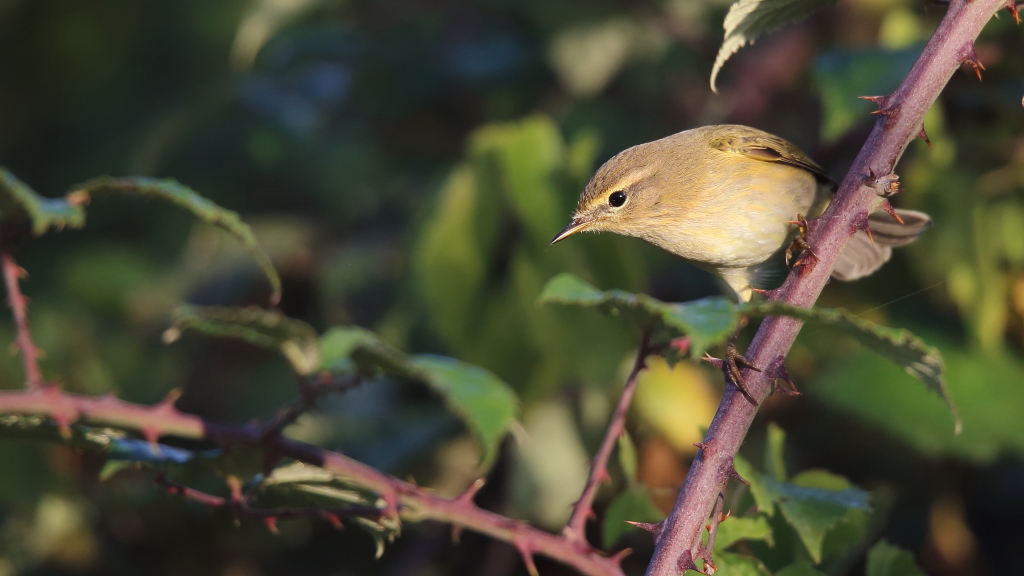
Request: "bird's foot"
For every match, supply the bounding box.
[725,335,761,405]
[785,214,818,268]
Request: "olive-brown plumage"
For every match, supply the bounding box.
[551,125,930,301]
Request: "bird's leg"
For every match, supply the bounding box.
[724,332,761,405]
[716,313,765,403]
[785,214,818,268]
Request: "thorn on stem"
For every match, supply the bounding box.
[958,41,985,82]
[626,520,665,542]
[854,212,875,245]
[324,512,344,529]
[1008,0,1021,24]
[264,516,280,534]
[879,199,905,224]
[154,388,183,414]
[514,539,539,576]
[456,478,486,505]
[701,353,724,370]
[142,426,161,453]
[919,126,933,148]
[609,547,633,566]
[767,356,801,396]
[676,550,698,574]
[727,464,749,486]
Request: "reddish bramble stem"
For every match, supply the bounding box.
[645,1,1011,574]
[0,388,625,576]
[565,331,652,542]
[1,250,43,389]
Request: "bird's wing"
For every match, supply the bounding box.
[708,125,836,188]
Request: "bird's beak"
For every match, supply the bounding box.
[550,215,592,245]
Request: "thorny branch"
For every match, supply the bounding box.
[645,1,1015,574]
[0,387,626,576]
[154,474,382,531]
[565,330,652,543]
[1,246,43,389]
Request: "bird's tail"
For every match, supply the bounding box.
[831,209,931,282]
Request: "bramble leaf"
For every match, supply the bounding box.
[867,539,927,576]
[165,305,321,375]
[711,0,839,93]
[71,177,282,305]
[743,301,958,433]
[0,167,86,235]
[320,327,518,467]
[538,273,737,356]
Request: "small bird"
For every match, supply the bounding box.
[551,124,930,302]
[550,124,931,399]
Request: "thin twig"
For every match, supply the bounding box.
[260,373,362,440]
[0,388,625,576]
[645,1,1011,574]
[155,473,380,528]
[1,250,43,389]
[565,330,652,543]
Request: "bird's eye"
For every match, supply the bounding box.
[608,191,627,207]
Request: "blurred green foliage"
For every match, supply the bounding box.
[0,0,1023,574]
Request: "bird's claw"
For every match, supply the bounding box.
[725,336,761,405]
[785,214,818,268]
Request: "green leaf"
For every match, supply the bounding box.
[710,551,771,576]
[602,485,662,549]
[617,431,639,483]
[715,515,774,550]
[264,462,400,559]
[765,422,787,482]
[71,177,281,305]
[866,540,926,576]
[775,562,828,576]
[319,327,518,467]
[743,301,959,433]
[538,273,738,356]
[0,167,86,235]
[735,455,870,564]
[711,0,839,92]
[165,305,321,375]
[98,460,134,481]
[407,355,518,468]
[811,347,1024,463]
[770,471,870,563]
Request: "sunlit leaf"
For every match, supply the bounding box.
[538,273,738,356]
[765,422,787,482]
[320,327,518,467]
[711,551,771,575]
[408,355,518,468]
[602,485,661,549]
[0,167,86,235]
[711,0,839,92]
[715,515,774,550]
[71,177,282,305]
[866,540,927,576]
[165,305,321,375]
[743,301,958,433]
